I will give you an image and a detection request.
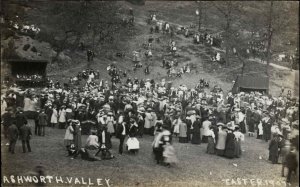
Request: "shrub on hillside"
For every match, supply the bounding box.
[23,44,31,51]
[31,46,37,52]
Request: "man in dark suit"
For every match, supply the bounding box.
[8,122,19,154]
[15,107,28,130]
[38,109,48,136]
[116,121,127,155]
[1,107,14,139]
[19,122,32,153]
[285,147,298,183]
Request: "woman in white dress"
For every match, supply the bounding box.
[106,112,115,136]
[144,108,153,135]
[172,116,181,137]
[51,106,58,128]
[64,121,74,149]
[58,105,67,129]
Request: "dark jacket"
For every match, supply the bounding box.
[224,132,236,158]
[38,112,48,126]
[19,125,32,141]
[116,122,127,138]
[8,124,19,141]
[285,151,298,170]
[15,112,27,129]
[2,112,15,127]
[128,124,138,137]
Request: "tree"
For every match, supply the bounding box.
[265,1,273,77]
[41,1,125,65]
[213,1,243,66]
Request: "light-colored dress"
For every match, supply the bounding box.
[59,109,67,123]
[144,112,153,129]
[106,117,115,134]
[51,108,58,124]
[64,125,74,146]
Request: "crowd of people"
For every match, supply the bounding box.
[1,64,299,177]
[1,9,299,184]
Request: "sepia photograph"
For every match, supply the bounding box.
[1,0,299,186]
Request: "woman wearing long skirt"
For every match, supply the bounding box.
[73,120,82,152]
[58,105,67,129]
[248,113,255,137]
[126,119,139,154]
[224,129,236,159]
[233,126,245,158]
[163,143,178,166]
[202,117,212,143]
[106,112,115,136]
[268,134,280,164]
[172,116,181,137]
[178,118,188,143]
[144,109,153,135]
[191,116,201,144]
[50,106,58,128]
[206,126,216,154]
[215,126,227,156]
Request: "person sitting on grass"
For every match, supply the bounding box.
[85,131,99,150]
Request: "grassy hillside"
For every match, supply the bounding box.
[1,1,299,96]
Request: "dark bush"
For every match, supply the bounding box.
[31,46,37,52]
[23,44,31,51]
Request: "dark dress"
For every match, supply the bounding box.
[224,132,236,158]
[191,121,201,144]
[234,139,242,158]
[73,125,82,151]
[137,116,145,137]
[239,120,246,134]
[206,136,215,154]
[268,137,279,164]
[248,114,255,133]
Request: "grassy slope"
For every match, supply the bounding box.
[43,1,298,96]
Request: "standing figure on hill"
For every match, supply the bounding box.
[144,66,150,75]
[87,50,94,62]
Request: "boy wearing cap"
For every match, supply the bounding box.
[19,121,32,153]
[38,109,48,136]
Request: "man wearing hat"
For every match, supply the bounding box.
[38,109,48,136]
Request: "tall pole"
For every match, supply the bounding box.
[196,1,202,32]
[266,1,273,77]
